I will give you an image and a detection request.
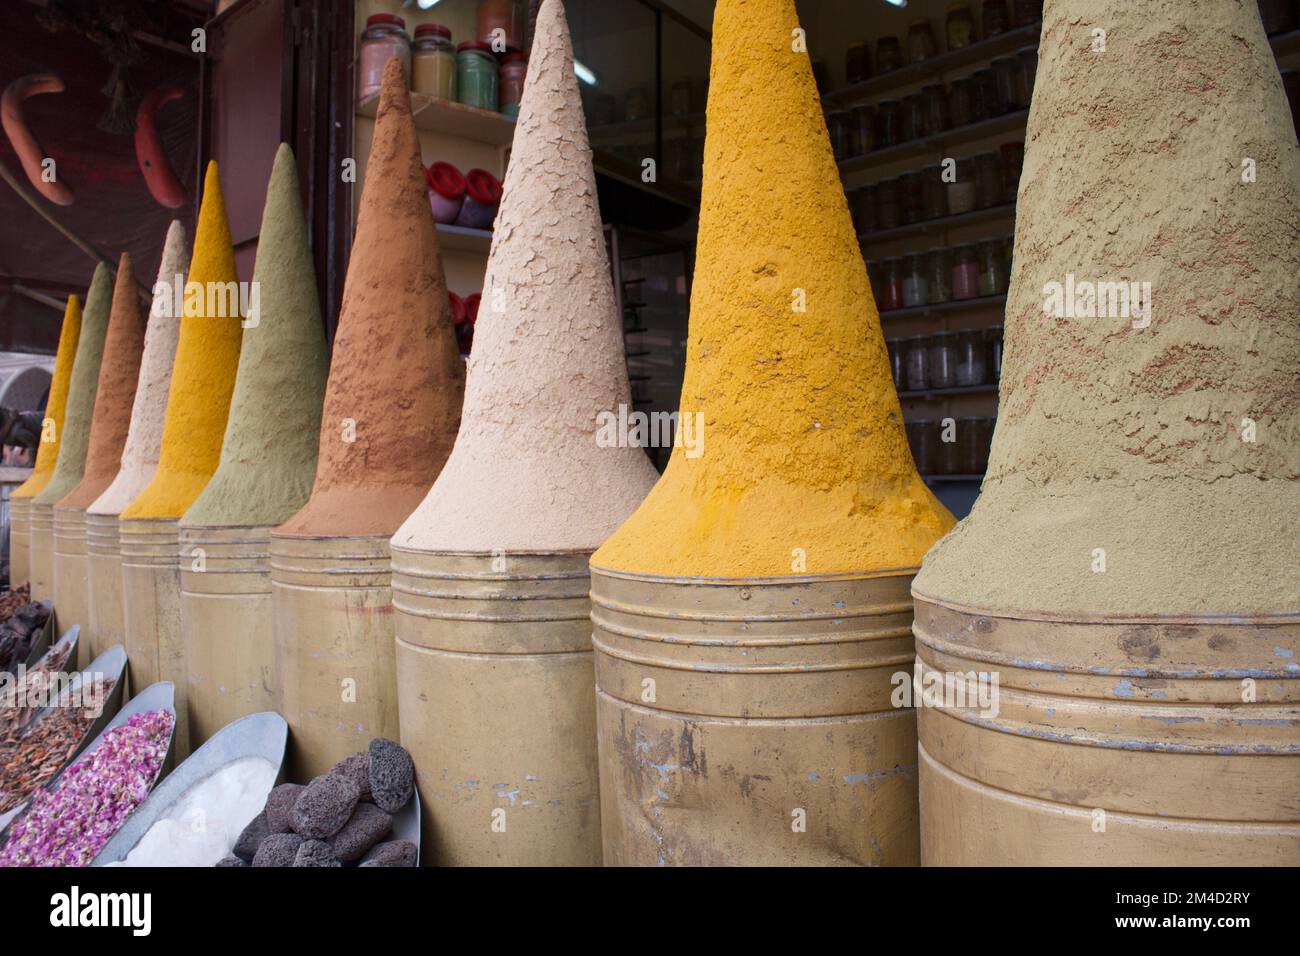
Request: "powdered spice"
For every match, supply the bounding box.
[11,297,81,501]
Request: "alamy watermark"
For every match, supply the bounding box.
[152,274,260,328]
[891,667,1000,719]
[596,403,705,458]
[1043,273,1151,329]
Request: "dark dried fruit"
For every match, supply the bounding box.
[360,839,418,867]
[368,738,414,813]
[290,773,360,839]
[329,802,392,862]
[264,782,303,833]
[252,832,304,867]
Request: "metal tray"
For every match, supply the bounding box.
[19,600,56,670]
[92,711,288,866]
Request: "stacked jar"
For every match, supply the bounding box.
[412,24,456,100]
[457,41,499,111]
[358,14,411,101]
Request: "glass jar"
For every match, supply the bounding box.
[887,339,905,390]
[952,244,980,300]
[624,84,650,121]
[358,14,410,101]
[846,42,872,84]
[906,419,937,473]
[955,330,989,386]
[986,326,1004,380]
[921,164,947,220]
[972,69,1000,120]
[946,2,976,50]
[875,177,901,231]
[1017,47,1038,103]
[977,239,1007,296]
[854,104,875,153]
[866,260,882,302]
[499,51,527,117]
[974,152,1002,209]
[999,141,1024,202]
[827,111,856,160]
[852,184,876,234]
[670,79,694,115]
[937,421,961,475]
[992,57,1019,113]
[478,0,525,49]
[876,36,904,73]
[811,60,831,95]
[879,257,904,311]
[982,0,1011,37]
[948,157,977,214]
[899,171,923,225]
[957,417,994,473]
[927,248,953,304]
[929,332,958,389]
[900,93,927,142]
[412,24,456,100]
[456,41,499,111]
[948,78,974,128]
[904,337,930,391]
[908,19,938,63]
[921,84,950,135]
[874,101,902,148]
[1013,0,1044,27]
[902,253,929,308]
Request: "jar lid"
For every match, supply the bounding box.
[458,40,494,53]
[464,168,503,206]
[500,51,528,64]
[425,161,467,200]
[415,23,452,39]
[366,13,406,29]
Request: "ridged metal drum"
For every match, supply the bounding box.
[9,496,31,587]
[181,526,276,750]
[590,567,920,865]
[391,550,599,867]
[913,597,1300,865]
[28,501,55,599]
[85,512,125,663]
[120,516,189,756]
[271,533,399,782]
[52,507,91,667]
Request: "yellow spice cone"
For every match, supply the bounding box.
[9,295,81,587]
[589,0,954,865]
[121,161,243,757]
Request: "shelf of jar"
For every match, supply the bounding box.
[437,223,493,253]
[859,202,1016,245]
[838,109,1029,178]
[588,112,706,147]
[822,22,1043,108]
[356,92,516,145]
[878,293,1006,321]
[898,383,998,400]
[592,149,701,209]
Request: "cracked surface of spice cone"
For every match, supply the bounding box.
[273,60,464,782]
[590,0,953,866]
[912,0,1300,866]
[391,0,657,866]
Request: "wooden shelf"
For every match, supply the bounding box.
[823,22,1043,108]
[860,202,1016,244]
[436,224,493,253]
[839,109,1029,178]
[879,293,1006,321]
[357,93,516,145]
[899,383,998,400]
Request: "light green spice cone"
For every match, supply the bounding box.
[34,264,115,505]
[181,143,329,528]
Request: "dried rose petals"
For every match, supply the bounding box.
[0,709,173,867]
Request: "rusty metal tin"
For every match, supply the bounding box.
[180,525,276,751]
[391,549,598,866]
[270,532,398,782]
[85,512,124,667]
[913,595,1300,864]
[590,565,920,865]
[9,496,31,587]
[52,507,92,668]
[119,516,190,758]
[27,501,55,599]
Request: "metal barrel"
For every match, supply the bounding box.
[119,516,190,757]
[391,549,598,867]
[590,566,920,865]
[270,532,399,782]
[52,507,92,667]
[9,496,31,586]
[913,597,1300,864]
[28,501,55,599]
[85,512,125,664]
[180,525,276,750]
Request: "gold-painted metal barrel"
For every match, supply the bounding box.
[271,533,399,782]
[85,512,125,664]
[591,567,920,866]
[392,550,599,867]
[28,501,55,599]
[8,496,31,587]
[120,516,189,756]
[52,507,91,667]
[181,526,275,750]
[913,597,1300,865]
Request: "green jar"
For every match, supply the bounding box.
[456,41,498,112]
